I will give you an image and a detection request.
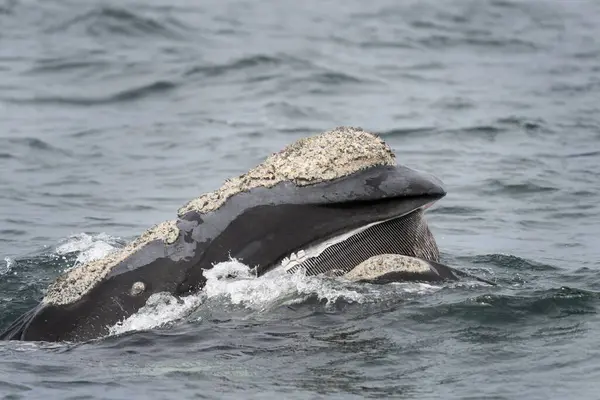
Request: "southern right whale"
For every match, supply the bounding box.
[1,126,493,342]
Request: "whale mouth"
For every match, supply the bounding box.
[278,206,440,278]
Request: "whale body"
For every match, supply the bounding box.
[0,127,488,342]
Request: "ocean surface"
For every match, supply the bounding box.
[1,0,600,398]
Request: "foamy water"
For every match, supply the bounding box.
[1,257,14,276]
[55,233,122,271]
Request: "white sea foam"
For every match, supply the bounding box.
[108,292,203,336]
[55,233,120,270]
[203,259,366,309]
[1,257,15,276]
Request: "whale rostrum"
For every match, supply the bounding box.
[178,126,395,216]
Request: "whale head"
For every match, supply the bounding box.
[1,127,447,342]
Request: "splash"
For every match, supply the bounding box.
[55,233,120,270]
[1,257,15,276]
[105,259,447,338]
[203,259,366,309]
[108,293,203,337]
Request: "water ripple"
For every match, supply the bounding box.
[9,80,177,106]
[46,6,187,39]
[185,54,295,78]
[26,58,111,75]
[470,253,558,272]
[482,179,560,196]
[412,287,599,324]
[0,138,71,157]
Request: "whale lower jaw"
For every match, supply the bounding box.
[274,208,448,282]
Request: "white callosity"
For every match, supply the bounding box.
[178,126,396,216]
[130,281,146,296]
[344,254,431,282]
[43,220,179,306]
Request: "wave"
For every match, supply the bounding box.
[469,253,558,272]
[378,127,438,138]
[487,180,559,196]
[184,54,295,78]
[45,6,188,39]
[410,287,599,325]
[564,150,600,159]
[310,71,367,85]
[8,80,177,106]
[185,53,371,92]
[435,117,550,141]
[428,205,487,216]
[26,58,110,75]
[418,35,538,52]
[0,138,71,156]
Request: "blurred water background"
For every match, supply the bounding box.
[1,0,600,399]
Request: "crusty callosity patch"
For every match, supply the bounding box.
[178,126,395,216]
[344,254,431,282]
[43,220,179,306]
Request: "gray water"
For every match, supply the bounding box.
[1,0,600,398]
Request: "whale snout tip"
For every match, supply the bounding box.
[427,172,446,197]
[386,165,446,200]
